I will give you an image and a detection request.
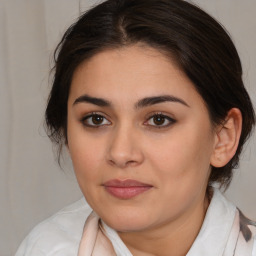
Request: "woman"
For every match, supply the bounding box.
[16,0,256,255]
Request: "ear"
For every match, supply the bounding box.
[210,108,242,168]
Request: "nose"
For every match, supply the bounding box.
[106,125,144,169]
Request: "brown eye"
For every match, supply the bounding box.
[81,113,111,127]
[153,115,166,125]
[145,113,176,128]
[92,115,104,125]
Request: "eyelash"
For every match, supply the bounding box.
[80,112,111,128]
[80,112,176,129]
[144,112,176,128]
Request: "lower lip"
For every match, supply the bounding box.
[104,186,152,199]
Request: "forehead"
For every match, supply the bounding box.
[69,45,204,108]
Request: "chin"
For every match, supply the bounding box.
[100,208,154,232]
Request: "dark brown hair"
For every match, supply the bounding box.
[45,0,255,188]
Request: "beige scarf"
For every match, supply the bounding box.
[78,212,117,256]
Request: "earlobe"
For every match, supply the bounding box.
[210,108,242,168]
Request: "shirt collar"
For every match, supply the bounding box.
[187,188,236,256]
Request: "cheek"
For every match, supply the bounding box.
[68,135,106,210]
[143,128,213,215]
[146,123,214,187]
[67,126,106,186]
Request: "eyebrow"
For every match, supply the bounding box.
[73,94,111,107]
[73,94,189,108]
[135,95,190,108]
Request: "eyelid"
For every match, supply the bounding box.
[144,112,176,128]
[80,112,112,127]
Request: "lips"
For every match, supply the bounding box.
[103,179,153,199]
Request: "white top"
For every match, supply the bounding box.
[16,189,256,256]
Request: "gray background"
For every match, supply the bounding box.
[0,0,255,255]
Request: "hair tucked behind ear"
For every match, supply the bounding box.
[45,0,255,188]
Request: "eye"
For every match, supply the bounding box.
[81,113,111,127]
[145,113,176,128]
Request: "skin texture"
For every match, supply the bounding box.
[67,45,242,256]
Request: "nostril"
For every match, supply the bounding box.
[126,160,137,167]
[108,159,115,166]
[108,158,139,168]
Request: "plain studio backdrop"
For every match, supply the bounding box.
[0,0,255,255]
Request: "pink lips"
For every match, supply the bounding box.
[103,179,153,199]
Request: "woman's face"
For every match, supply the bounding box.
[67,45,218,232]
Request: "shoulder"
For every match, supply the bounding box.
[238,209,256,255]
[214,188,256,255]
[238,209,256,241]
[15,198,92,256]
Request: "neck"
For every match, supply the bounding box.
[118,194,210,256]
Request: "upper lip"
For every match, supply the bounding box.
[103,179,153,187]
